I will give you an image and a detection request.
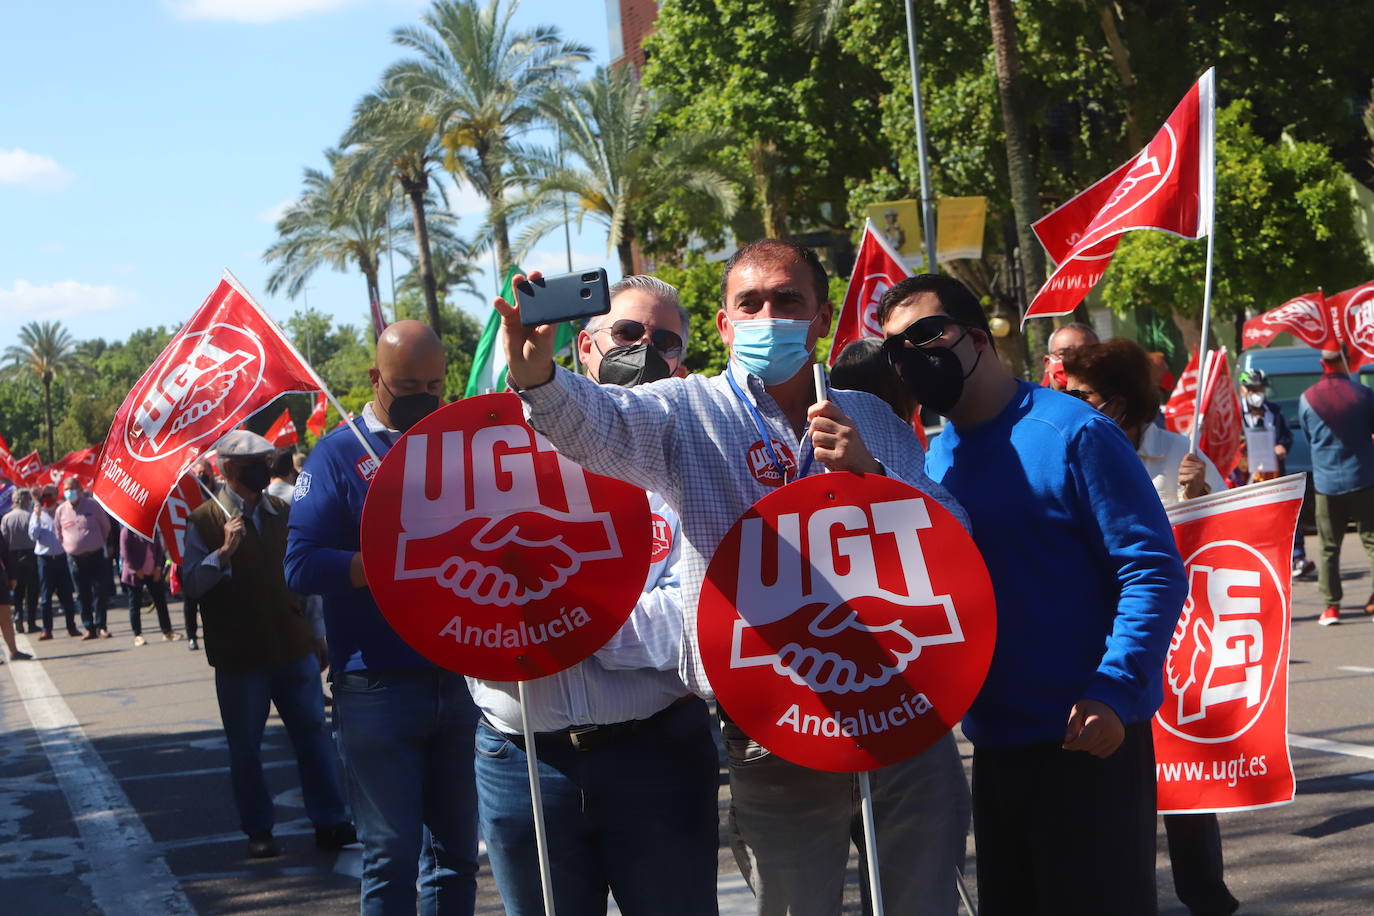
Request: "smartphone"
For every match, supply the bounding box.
[517,269,611,327]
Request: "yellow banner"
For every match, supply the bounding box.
[936,196,987,262]
[865,199,923,266]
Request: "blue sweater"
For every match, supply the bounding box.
[284,417,433,674]
[1298,373,1374,495]
[926,380,1186,748]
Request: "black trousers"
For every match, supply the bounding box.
[1164,813,1238,916]
[9,550,38,625]
[972,721,1157,916]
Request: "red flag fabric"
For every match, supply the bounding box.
[1155,474,1303,813]
[1241,291,1337,353]
[828,221,910,368]
[306,391,328,437]
[93,273,321,538]
[1163,350,1203,435]
[1024,69,1215,324]
[156,473,206,566]
[14,451,44,487]
[0,442,17,483]
[50,447,100,490]
[1331,280,1374,370]
[1197,348,1242,480]
[264,409,299,449]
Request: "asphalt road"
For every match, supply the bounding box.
[4,531,1374,914]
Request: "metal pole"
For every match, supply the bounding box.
[518,680,558,915]
[1188,69,1218,454]
[904,0,938,274]
[858,772,885,916]
[558,123,573,272]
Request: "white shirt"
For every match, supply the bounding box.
[468,493,690,733]
[518,361,967,699]
[1136,423,1226,508]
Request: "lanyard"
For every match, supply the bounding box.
[727,369,814,484]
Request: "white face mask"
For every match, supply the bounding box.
[1245,391,1266,408]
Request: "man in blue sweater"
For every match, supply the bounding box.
[878,275,1187,915]
[285,320,479,916]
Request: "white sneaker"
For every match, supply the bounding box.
[133,635,147,647]
[162,631,183,642]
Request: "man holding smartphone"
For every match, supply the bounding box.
[494,242,971,915]
[470,276,720,915]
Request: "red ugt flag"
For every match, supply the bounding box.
[1197,348,1242,480]
[1331,280,1374,370]
[1242,291,1337,353]
[1155,474,1303,813]
[14,451,44,487]
[156,472,206,566]
[1163,350,1203,435]
[93,273,320,539]
[1024,69,1215,324]
[828,220,910,367]
[264,408,299,449]
[306,391,328,437]
[51,447,100,490]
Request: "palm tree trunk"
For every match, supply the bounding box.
[1099,3,1144,151]
[617,222,638,276]
[987,0,1048,357]
[401,174,442,334]
[42,372,54,460]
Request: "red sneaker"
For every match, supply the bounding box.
[1319,606,1341,626]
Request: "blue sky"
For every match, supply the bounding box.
[0,0,621,350]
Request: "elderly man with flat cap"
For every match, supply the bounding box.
[183,429,354,860]
[286,320,481,916]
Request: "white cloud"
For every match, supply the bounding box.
[444,180,488,219]
[0,280,136,323]
[168,0,361,24]
[258,197,295,225]
[0,148,73,191]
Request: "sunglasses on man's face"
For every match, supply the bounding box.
[882,315,966,358]
[595,318,684,360]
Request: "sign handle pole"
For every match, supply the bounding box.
[517,680,558,916]
[858,771,885,916]
[191,468,234,517]
[955,866,978,915]
[1188,70,1218,455]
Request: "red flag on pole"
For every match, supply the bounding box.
[1155,474,1303,813]
[51,447,100,490]
[156,472,206,566]
[0,441,17,483]
[1241,291,1337,353]
[1331,280,1374,370]
[306,391,328,437]
[1024,69,1215,324]
[264,409,299,449]
[14,451,43,487]
[829,221,910,367]
[93,273,321,539]
[1163,350,1203,435]
[1196,348,1242,480]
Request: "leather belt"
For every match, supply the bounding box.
[501,695,695,753]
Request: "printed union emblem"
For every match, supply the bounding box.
[746,439,797,488]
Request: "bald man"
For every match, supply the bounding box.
[286,320,481,916]
[1042,322,1099,391]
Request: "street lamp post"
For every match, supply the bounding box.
[904,0,938,274]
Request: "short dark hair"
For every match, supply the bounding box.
[270,448,296,479]
[830,337,916,423]
[1061,338,1159,430]
[720,239,829,307]
[875,274,989,335]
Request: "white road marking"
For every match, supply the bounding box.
[1288,733,1374,761]
[5,634,196,915]
[1337,665,1374,674]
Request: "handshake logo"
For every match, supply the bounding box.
[390,425,622,607]
[728,496,964,695]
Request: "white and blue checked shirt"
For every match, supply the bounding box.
[520,360,969,699]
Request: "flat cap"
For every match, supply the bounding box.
[215,429,275,458]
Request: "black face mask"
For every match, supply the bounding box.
[889,332,983,414]
[382,381,441,433]
[595,343,673,387]
[237,462,271,494]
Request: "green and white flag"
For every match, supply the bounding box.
[464,265,576,397]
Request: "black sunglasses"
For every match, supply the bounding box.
[595,318,684,360]
[882,315,967,357]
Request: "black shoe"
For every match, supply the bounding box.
[82,631,99,641]
[247,833,280,859]
[188,637,199,651]
[314,822,358,850]
[26,624,41,634]
[9,651,32,661]
[67,628,82,637]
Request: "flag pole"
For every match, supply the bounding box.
[859,771,886,916]
[517,680,557,916]
[903,0,938,273]
[221,270,382,465]
[1188,68,1218,454]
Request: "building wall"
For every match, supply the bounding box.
[609,0,659,71]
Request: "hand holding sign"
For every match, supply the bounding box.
[806,400,881,475]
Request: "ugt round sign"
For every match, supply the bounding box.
[699,473,996,772]
[360,393,651,681]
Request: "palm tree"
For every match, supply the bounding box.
[507,66,736,275]
[3,321,86,459]
[264,148,404,323]
[402,217,482,301]
[344,86,449,331]
[384,0,590,273]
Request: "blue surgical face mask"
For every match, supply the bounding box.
[729,316,818,385]
[64,489,79,503]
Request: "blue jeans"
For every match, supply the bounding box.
[476,697,720,916]
[36,553,76,633]
[332,668,479,916]
[214,651,348,837]
[67,550,108,633]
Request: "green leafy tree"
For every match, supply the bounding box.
[3,321,87,458]
[507,66,736,275]
[386,0,590,273]
[1102,101,1374,352]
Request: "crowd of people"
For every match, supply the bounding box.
[4,237,1371,916]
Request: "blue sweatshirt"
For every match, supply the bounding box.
[284,412,432,674]
[925,380,1186,748]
